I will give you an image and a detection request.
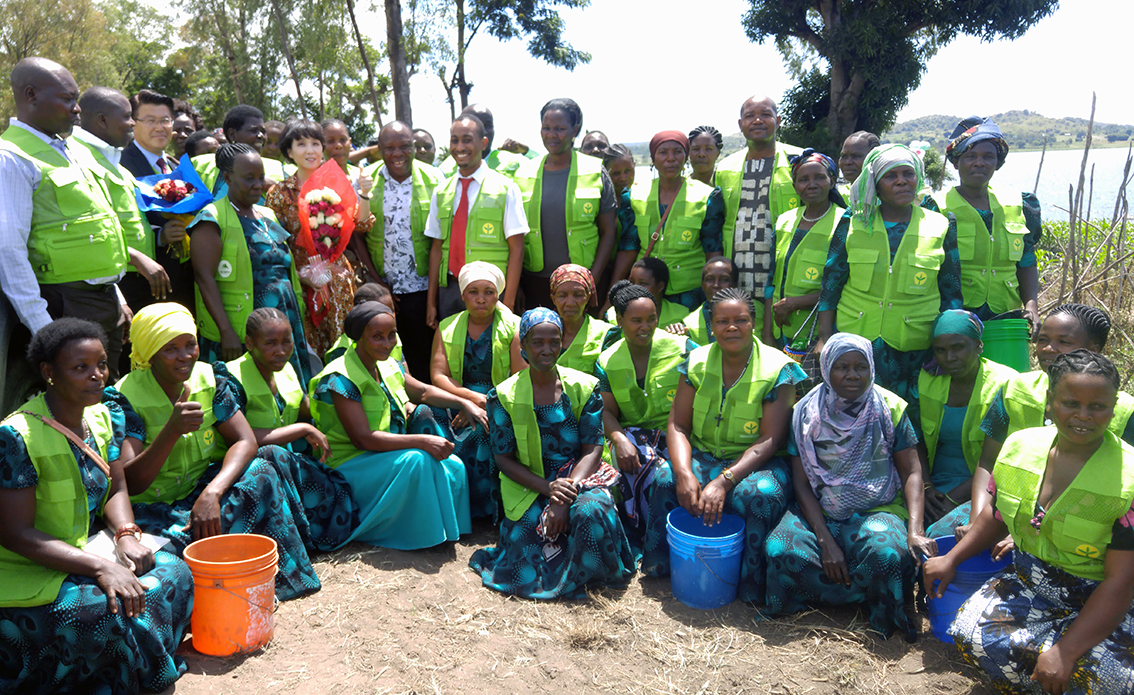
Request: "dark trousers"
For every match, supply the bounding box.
[40,282,125,382]
[519,271,554,312]
[437,275,466,323]
[395,290,435,384]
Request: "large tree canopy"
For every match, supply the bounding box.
[743,0,1059,152]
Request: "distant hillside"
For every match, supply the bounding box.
[883,111,1134,151]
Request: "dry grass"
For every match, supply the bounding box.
[163,524,992,695]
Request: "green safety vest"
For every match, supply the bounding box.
[364,162,442,278]
[227,352,303,430]
[434,170,513,287]
[994,427,1134,580]
[324,333,402,365]
[771,205,842,341]
[438,307,517,387]
[836,207,950,352]
[76,139,154,262]
[686,341,793,459]
[116,362,223,504]
[681,304,712,345]
[439,149,526,179]
[192,154,221,194]
[262,157,287,183]
[495,366,597,521]
[0,395,113,607]
[558,314,614,375]
[917,358,1017,473]
[0,126,128,284]
[309,349,409,469]
[630,177,713,295]
[716,142,803,257]
[1001,371,1134,440]
[598,330,686,430]
[193,196,305,342]
[515,150,606,272]
[935,187,1027,314]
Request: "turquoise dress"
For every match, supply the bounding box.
[468,389,635,599]
[418,323,497,519]
[0,402,193,694]
[190,208,312,385]
[312,369,470,550]
[925,405,978,538]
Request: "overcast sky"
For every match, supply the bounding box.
[397,0,1132,152]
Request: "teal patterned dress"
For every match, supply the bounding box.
[469,389,635,599]
[0,401,193,694]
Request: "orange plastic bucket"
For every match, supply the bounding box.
[183,534,278,656]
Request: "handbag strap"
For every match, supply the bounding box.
[643,197,677,259]
[17,411,111,478]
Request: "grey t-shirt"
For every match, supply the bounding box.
[534,168,618,277]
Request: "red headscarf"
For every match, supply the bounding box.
[549,264,598,307]
[649,130,689,160]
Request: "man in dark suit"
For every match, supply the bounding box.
[119,89,196,324]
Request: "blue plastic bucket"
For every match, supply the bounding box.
[925,535,1012,643]
[666,508,745,609]
[981,318,1032,373]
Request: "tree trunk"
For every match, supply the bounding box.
[386,0,412,124]
[826,59,864,153]
[455,0,470,108]
[210,0,244,103]
[438,67,456,121]
[347,0,383,126]
[267,0,306,117]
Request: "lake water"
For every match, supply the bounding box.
[636,146,1134,222]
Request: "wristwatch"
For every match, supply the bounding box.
[721,468,736,487]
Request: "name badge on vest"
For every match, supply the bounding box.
[218,260,233,278]
[478,222,497,240]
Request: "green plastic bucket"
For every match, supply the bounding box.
[981,318,1031,372]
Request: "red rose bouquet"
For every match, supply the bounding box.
[296,161,358,325]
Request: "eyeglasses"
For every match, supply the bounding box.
[138,117,173,127]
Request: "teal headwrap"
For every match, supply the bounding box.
[931,310,984,342]
[848,143,926,230]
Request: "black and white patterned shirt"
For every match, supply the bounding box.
[380,166,429,294]
[732,157,774,296]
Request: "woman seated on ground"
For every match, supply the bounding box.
[925,351,1134,695]
[767,150,845,366]
[687,125,723,187]
[648,289,807,602]
[551,264,618,374]
[596,281,696,562]
[0,319,192,694]
[189,143,313,385]
[961,304,1134,544]
[311,301,484,549]
[469,309,635,599]
[915,311,1017,538]
[814,144,962,401]
[217,308,359,550]
[429,262,524,519]
[629,130,725,310]
[602,143,640,301]
[605,257,690,331]
[105,303,327,600]
[666,256,736,344]
[764,333,932,641]
[323,282,402,366]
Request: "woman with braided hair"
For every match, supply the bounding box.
[647,288,806,601]
[925,350,1134,694]
[189,143,312,384]
[688,125,723,187]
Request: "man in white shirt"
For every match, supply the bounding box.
[0,58,130,374]
[425,115,528,327]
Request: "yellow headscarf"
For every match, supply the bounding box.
[129,303,198,371]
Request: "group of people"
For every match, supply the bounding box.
[1,54,1132,695]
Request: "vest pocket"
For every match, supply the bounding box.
[37,478,77,502]
[1053,515,1112,568]
[901,255,940,295]
[956,227,977,261]
[668,221,700,250]
[1003,222,1027,262]
[728,401,763,443]
[39,228,120,277]
[846,248,878,291]
[573,192,601,222]
[46,167,96,217]
[794,249,828,289]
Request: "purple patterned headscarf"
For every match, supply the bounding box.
[792,333,900,520]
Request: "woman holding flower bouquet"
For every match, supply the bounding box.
[266,119,375,358]
[189,143,312,385]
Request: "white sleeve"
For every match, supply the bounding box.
[423,188,442,240]
[502,180,529,238]
[0,151,52,333]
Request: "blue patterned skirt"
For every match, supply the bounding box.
[643,453,793,604]
[469,484,635,600]
[0,549,193,694]
[765,506,916,639]
[951,551,1134,694]
[926,501,971,540]
[414,391,499,521]
[131,445,325,601]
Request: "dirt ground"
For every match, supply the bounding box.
[163,523,995,695]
